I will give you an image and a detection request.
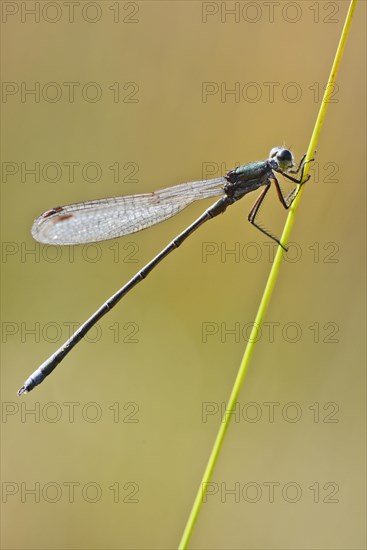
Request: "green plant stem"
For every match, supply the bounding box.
[178,1,357,548]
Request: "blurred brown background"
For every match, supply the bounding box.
[1,1,365,549]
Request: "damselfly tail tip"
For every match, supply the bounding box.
[17,385,28,396]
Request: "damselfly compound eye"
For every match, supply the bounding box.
[276,149,293,164]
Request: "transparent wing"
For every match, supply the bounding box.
[31,177,227,245]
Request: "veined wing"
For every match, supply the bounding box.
[31,177,227,245]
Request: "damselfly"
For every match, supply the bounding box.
[18,147,311,395]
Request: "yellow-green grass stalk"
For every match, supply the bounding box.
[178,1,358,548]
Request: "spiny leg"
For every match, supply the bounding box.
[277,156,314,207]
[288,154,306,175]
[272,174,300,209]
[248,184,287,250]
[282,157,314,184]
[284,186,298,205]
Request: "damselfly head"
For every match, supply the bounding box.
[269,147,295,171]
